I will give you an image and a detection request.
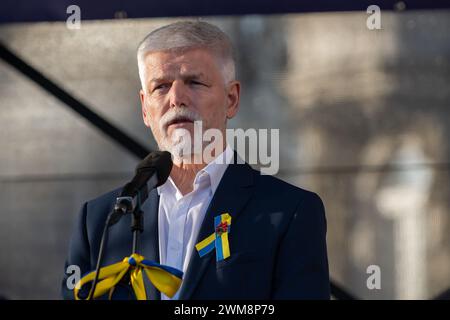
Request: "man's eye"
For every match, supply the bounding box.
[190,80,204,86]
[153,84,170,92]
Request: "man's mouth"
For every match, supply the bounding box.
[166,117,194,128]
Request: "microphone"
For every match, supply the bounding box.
[108,151,172,226]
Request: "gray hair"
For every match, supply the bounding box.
[137,21,236,90]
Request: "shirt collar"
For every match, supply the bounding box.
[199,144,233,195]
[157,145,233,197]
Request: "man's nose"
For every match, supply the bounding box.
[169,80,190,108]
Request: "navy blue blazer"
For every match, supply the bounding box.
[61,160,330,300]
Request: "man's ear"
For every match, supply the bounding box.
[226,80,240,119]
[140,89,151,128]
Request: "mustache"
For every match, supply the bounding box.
[160,108,202,131]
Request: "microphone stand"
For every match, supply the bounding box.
[86,191,146,300]
[111,191,145,299]
[131,192,144,254]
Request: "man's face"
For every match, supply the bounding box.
[140,48,240,161]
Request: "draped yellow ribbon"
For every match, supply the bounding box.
[74,253,183,300]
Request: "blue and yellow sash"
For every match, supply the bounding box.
[74,253,183,300]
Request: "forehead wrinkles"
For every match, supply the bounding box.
[148,60,206,82]
[145,59,177,78]
[145,51,215,80]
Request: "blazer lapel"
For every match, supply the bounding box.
[177,158,255,299]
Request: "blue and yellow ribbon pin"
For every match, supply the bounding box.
[74,253,183,300]
[195,213,231,262]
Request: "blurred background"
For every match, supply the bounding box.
[0,1,449,299]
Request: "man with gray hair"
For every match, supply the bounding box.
[62,20,330,300]
[137,21,239,168]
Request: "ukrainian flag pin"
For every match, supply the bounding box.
[195,213,232,262]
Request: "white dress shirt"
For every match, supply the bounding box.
[157,145,233,300]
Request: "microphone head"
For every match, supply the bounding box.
[117,151,173,215]
[136,151,173,187]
